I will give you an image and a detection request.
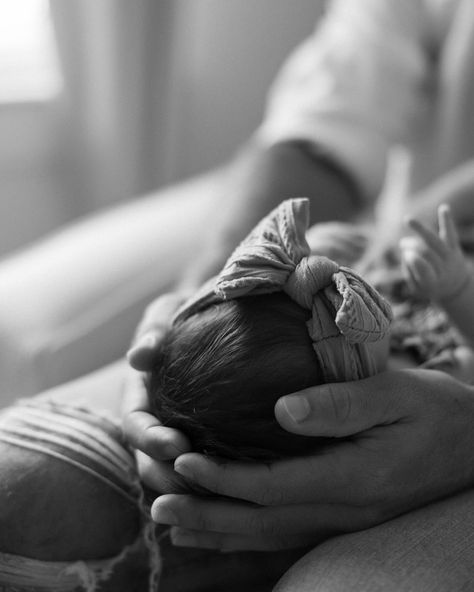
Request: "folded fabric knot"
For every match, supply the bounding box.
[326,268,393,343]
[174,197,393,383]
[285,255,339,309]
[215,198,310,300]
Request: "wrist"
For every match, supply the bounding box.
[438,270,472,305]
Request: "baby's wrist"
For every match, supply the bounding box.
[438,271,472,305]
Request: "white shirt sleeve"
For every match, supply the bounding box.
[258,0,431,199]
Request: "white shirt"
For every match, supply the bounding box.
[259,0,474,199]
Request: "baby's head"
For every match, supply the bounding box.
[149,292,323,460]
[146,199,392,461]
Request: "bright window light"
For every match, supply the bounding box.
[0,0,62,103]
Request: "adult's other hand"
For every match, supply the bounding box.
[122,292,192,475]
[152,369,474,551]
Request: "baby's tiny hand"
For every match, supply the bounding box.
[400,204,471,302]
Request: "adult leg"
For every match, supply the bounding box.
[274,489,474,592]
[0,361,159,591]
[0,171,223,405]
[0,361,131,556]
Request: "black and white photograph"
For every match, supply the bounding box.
[1,1,474,590]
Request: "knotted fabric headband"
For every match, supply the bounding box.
[174,198,392,382]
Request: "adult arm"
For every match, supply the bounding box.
[150,369,474,551]
[179,138,365,289]
[407,159,474,231]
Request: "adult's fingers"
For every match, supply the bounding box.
[135,452,190,493]
[124,412,190,459]
[174,443,370,506]
[169,528,317,552]
[127,335,165,371]
[274,371,409,437]
[152,494,371,543]
[122,369,191,458]
[134,292,188,341]
[127,292,188,370]
[172,372,416,505]
[121,367,150,416]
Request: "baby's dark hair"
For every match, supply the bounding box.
[147,292,327,461]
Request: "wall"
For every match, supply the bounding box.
[0,0,323,257]
[162,0,323,182]
[0,102,71,257]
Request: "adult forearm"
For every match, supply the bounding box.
[409,159,474,228]
[180,139,364,289]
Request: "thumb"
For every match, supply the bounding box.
[274,372,403,437]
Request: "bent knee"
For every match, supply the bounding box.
[0,442,140,561]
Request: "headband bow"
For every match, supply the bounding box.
[175,198,392,382]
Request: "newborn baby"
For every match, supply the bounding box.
[146,197,474,462]
[146,198,393,461]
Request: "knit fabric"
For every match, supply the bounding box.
[176,198,393,382]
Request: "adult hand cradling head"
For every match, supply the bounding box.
[123,199,474,552]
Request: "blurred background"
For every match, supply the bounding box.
[0,0,322,258]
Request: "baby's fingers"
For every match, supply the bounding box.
[400,238,438,290]
[438,204,461,250]
[405,217,446,257]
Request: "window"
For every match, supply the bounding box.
[0,0,61,103]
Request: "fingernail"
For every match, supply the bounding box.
[152,504,178,525]
[174,462,194,482]
[281,396,311,423]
